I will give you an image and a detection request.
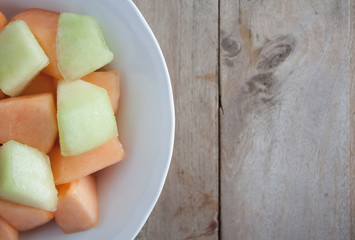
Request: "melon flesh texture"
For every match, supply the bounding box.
[55,175,98,233]
[19,73,56,97]
[82,71,120,113]
[0,217,18,240]
[11,9,61,79]
[50,138,125,185]
[0,20,49,96]
[0,93,57,154]
[57,80,118,156]
[57,12,113,81]
[0,141,58,211]
[0,199,53,232]
[0,11,8,31]
[0,90,5,100]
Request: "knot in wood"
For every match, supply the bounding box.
[257,35,295,70]
[221,36,241,57]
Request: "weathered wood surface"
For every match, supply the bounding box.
[220,0,350,239]
[134,1,219,240]
[350,0,355,238]
[135,0,355,239]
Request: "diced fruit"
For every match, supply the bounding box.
[0,13,7,100]
[53,78,59,90]
[57,80,118,156]
[55,176,98,234]
[0,20,49,96]
[12,9,61,79]
[0,141,58,211]
[0,93,57,153]
[56,12,113,81]
[50,138,125,185]
[82,71,120,113]
[0,199,53,232]
[0,90,5,100]
[0,216,18,240]
[0,11,8,31]
[19,73,56,97]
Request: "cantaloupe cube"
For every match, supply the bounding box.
[12,9,61,79]
[0,199,53,232]
[0,216,18,240]
[50,138,125,185]
[0,20,49,96]
[0,141,58,211]
[55,176,98,234]
[0,11,8,31]
[57,80,118,156]
[82,71,120,113]
[19,73,56,97]
[56,12,113,81]
[0,90,5,100]
[0,93,57,153]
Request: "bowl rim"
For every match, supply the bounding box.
[1,0,175,238]
[126,0,175,239]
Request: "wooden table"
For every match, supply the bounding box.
[134,0,355,239]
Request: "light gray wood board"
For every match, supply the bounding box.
[133,1,219,239]
[349,0,355,238]
[220,0,350,239]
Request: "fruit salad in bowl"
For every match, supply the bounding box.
[0,0,174,239]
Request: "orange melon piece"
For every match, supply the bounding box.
[0,199,53,232]
[11,9,61,79]
[50,138,125,185]
[19,73,56,96]
[0,216,18,240]
[0,93,57,153]
[55,175,98,234]
[0,90,5,100]
[0,11,8,31]
[82,71,120,113]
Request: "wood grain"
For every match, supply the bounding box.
[350,0,355,238]
[133,1,219,239]
[220,0,350,239]
[133,0,354,239]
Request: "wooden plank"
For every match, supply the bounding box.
[350,0,355,238]
[220,0,350,239]
[133,1,219,239]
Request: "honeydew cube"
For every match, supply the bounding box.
[56,12,113,81]
[57,80,118,156]
[0,140,58,211]
[0,20,49,96]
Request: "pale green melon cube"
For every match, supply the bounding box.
[57,80,118,156]
[56,12,113,81]
[0,20,49,96]
[0,140,58,211]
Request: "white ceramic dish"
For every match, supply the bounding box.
[0,0,175,239]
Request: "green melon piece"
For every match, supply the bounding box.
[0,140,58,211]
[56,12,113,81]
[57,80,118,156]
[0,20,49,96]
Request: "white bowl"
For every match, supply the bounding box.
[0,0,175,239]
